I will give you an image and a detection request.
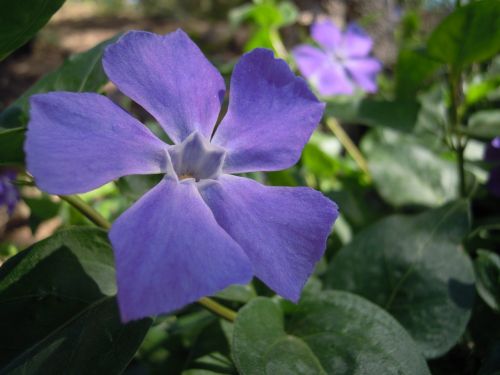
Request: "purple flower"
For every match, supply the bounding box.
[0,171,19,215]
[292,21,382,96]
[25,30,338,321]
[485,137,500,197]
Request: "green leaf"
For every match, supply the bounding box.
[214,284,257,303]
[0,127,25,165]
[427,0,500,68]
[361,129,458,207]
[0,228,151,372]
[326,98,420,132]
[325,201,475,358]
[233,293,430,375]
[395,48,441,99]
[0,0,65,60]
[475,250,500,312]
[0,34,120,129]
[463,110,500,139]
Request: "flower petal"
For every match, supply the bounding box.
[342,23,373,57]
[212,49,325,173]
[199,175,338,302]
[110,176,253,322]
[26,92,169,195]
[292,45,329,78]
[344,58,382,93]
[103,30,225,144]
[311,20,342,51]
[312,63,354,96]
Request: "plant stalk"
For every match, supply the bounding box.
[447,70,467,197]
[325,117,371,178]
[60,194,238,322]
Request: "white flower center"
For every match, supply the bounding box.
[168,131,226,181]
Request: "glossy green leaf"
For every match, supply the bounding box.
[0,0,65,60]
[326,98,420,132]
[0,228,151,372]
[427,0,500,68]
[0,127,25,165]
[0,34,120,129]
[233,293,430,375]
[395,48,441,99]
[464,110,500,139]
[325,201,475,358]
[361,129,458,207]
[475,250,500,312]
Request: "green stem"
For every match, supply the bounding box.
[198,297,237,322]
[269,28,288,60]
[60,194,238,322]
[60,195,111,230]
[325,117,371,179]
[447,70,467,197]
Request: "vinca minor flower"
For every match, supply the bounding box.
[293,20,382,96]
[485,137,500,197]
[0,171,19,215]
[25,30,338,321]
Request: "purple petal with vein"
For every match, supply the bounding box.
[25,92,169,195]
[103,30,225,143]
[212,49,324,173]
[199,175,338,302]
[110,176,253,322]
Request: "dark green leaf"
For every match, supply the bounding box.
[427,0,500,67]
[0,127,25,165]
[395,48,441,99]
[0,0,65,60]
[326,98,420,132]
[361,129,458,207]
[233,293,430,375]
[325,201,475,358]
[2,297,150,375]
[475,250,500,312]
[463,110,500,139]
[0,228,151,372]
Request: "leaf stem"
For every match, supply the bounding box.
[325,117,371,178]
[447,70,467,197]
[59,195,111,230]
[269,28,288,60]
[198,297,237,322]
[59,194,238,322]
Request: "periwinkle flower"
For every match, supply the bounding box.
[292,20,382,96]
[485,137,500,197]
[0,171,19,215]
[25,30,338,321]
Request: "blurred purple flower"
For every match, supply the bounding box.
[292,20,382,96]
[25,30,338,322]
[0,171,19,215]
[485,137,500,197]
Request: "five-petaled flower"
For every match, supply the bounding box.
[0,171,19,215]
[25,30,338,322]
[485,137,500,197]
[293,20,382,96]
